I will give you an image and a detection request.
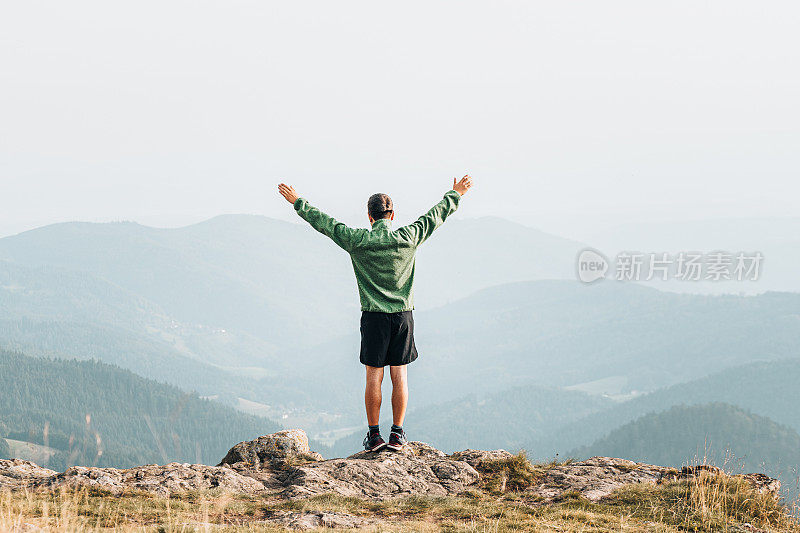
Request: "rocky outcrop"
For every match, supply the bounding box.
[218,429,323,470]
[216,431,481,500]
[263,510,375,530]
[0,433,481,499]
[283,442,480,500]
[216,429,325,490]
[38,462,264,496]
[737,473,783,496]
[0,431,782,508]
[0,459,58,490]
[525,457,782,503]
[450,449,514,469]
[660,464,782,496]
[526,456,673,502]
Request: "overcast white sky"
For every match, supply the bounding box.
[1,1,798,240]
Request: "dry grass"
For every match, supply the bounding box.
[1,456,798,532]
[0,487,275,532]
[599,470,799,532]
[474,452,542,494]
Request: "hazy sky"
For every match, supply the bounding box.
[1,1,798,240]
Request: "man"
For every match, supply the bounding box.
[277,176,473,452]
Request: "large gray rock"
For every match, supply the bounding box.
[527,456,669,502]
[282,442,480,500]
[659,465,782,496]
[218,429,323,470]
[0,459,58,490]
[737,472,782,496]
[450,449,514,469]
[263,510,376,530]
[526,457,782,503]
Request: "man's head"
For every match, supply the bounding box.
[367,193,394,223]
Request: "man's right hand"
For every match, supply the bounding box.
[278,183,300,204]
[452,175,473,196]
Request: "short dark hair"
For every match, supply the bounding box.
[367,193,393,220]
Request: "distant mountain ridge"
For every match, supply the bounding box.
[0,214,583,347]
[0,216,357,350]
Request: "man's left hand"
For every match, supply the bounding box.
[278,183,299,204]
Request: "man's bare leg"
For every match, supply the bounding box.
[365,365,384,426]
[389,365,408,427]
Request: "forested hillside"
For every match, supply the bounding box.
[0,349,278,470]
[0,434,9,459]
[526,358,800,460]
[572,403,800,484]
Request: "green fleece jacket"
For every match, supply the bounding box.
[293,189,462,312]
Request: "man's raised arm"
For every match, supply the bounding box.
[399,175,474,247]
[278,183,359,252]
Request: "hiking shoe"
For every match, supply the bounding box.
[386,429,408,451]
[363,431,387,452]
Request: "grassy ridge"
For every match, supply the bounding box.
[1,455,796,532]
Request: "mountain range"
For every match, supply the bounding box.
[2,214,799,455]
[0,214,584,425]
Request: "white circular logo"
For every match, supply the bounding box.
[576,248,609,283]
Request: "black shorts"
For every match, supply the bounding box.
[359,310,418,367]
